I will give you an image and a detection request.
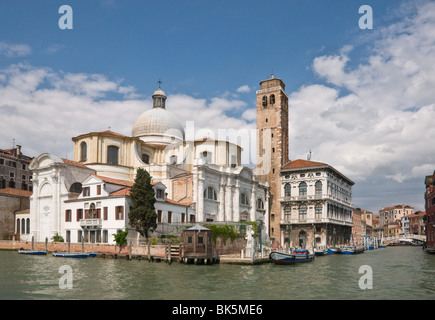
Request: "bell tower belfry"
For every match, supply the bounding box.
[255,75,289,241]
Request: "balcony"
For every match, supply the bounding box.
[280,217,353,227]
[281,194,352,206]
[80,219,102,229]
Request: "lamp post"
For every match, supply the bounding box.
[286,224,291,252]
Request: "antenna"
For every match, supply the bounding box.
[307,150,312,161]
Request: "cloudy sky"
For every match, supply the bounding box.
[1,0,434,213]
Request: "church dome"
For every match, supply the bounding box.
[132,87,185,146]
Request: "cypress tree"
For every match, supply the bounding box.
[128,168,157,239]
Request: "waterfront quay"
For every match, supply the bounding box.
[0,239,271,265]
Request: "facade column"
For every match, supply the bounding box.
[234,181,240,222]
[225,178,233,221]
[197,175,204,222]
[250,184,257,221]
[218,178,226,222]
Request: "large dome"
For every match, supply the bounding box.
[132,88,185,146]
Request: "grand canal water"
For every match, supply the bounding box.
[1,246,434,300]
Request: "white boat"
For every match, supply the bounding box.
[269,249,315,265]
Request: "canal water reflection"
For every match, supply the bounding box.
[1,246,434,300]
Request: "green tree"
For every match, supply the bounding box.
[113,228,129,246]
[128,168,157,239]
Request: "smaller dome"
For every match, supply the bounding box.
[153,88,166,97]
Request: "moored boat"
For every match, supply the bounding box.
[52,251,90,258]
[18,249,47,255]
[341,246,364,254]
[314,249,326,256]
[326,247,340,254]
[269,249,314,265]
[87,251,98,257]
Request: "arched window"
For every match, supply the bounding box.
[257,198,264,210]
[16,219,20,234]
[204,186,217,200]
[315,181,323,197]
[270,94,275,104]
[299,204,307,221]
[107,146,119,165]
[21,218,25,234]
[80,141,87,161]
[299,182,307,197]
[284,205,291,221]
[240,193,249,206]
[26,218,30,234]
[284,183,291,197]
[142,154,150,164]
[262,95,267,106]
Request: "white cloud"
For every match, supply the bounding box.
[288,1,435,211]
[236,85,251,93]
[0,64,255,164]
[0,42,32,58]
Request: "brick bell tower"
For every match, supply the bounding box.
[255,74,289,242]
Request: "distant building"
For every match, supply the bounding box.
[409,211,426,235]
[379,204,414,227]
[0,188,32,240]
[424,171,435,253]
[0,145,33,191]
[351,208,365,245]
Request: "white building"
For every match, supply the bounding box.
[279,159,354,250]
[26,86,269,244]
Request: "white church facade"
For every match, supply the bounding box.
[25,86,270,245]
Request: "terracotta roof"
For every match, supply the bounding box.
[61,158,90,169]
[93,174,134,187]
[165,198,192,206]
[110,187,131,197]
[281,159,328,170]
[15,208,30,214]
[96,130,128,138]
[0,188,32,198]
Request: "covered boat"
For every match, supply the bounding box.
[18,249,47,255]
[52,251,90,258]
[269,249,314,265]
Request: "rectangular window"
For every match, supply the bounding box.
[115,206,124,220]
[181,213,185,223]
[77,208,83,221]
[168,211,172,223]
[97,185,101,195]
[83,187,90,197]
[156,189,164,199]
[65,209,72,222]
[157,210,162,223]
[103,230,108,243]
[103,207,108,220]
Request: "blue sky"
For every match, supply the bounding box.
[1,0,434,213]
